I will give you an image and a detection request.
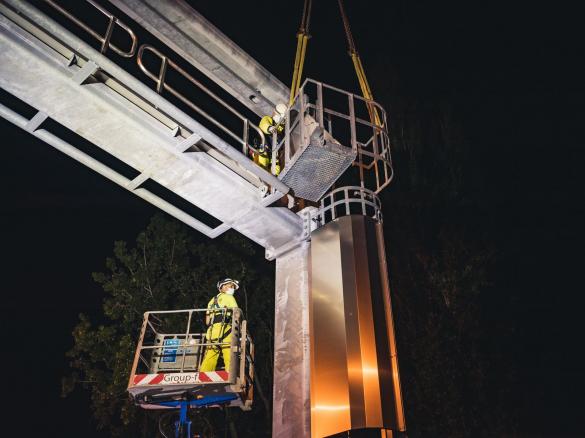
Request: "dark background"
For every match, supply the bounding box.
[1,0,583,436]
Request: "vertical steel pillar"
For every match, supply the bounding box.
[310,215,406,437]
[273,242,312,437]
[273,215,406,438]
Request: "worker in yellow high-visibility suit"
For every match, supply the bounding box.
[199,278,239,373]
[253,103,287,175]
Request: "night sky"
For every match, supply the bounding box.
[1,0,583,436]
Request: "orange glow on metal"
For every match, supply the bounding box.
[312,404,351,412]
[310,217,407,437]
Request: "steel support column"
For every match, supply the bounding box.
[273,214,406,438]
[273,243,312,438]
[310,215,406,438]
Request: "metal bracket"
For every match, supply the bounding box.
[24,111,48,133]
[175,132,202,152]
[125,133,201,191]
[264,207,317,260]
[300,209,312,241]
[126,172,150,191]
[71,60,99,84]
[300,206,319,240]
[260,189,283,207]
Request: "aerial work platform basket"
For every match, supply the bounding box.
[127,308,254,411]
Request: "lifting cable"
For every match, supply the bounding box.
[337,0,382,128]
[289,0,312,105]
[288,0,381,127]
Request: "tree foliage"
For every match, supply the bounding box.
[63,214,274,437]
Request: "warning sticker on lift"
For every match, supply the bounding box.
[162,372,199,385]
[132,371,230,386]
[161,339,180,363]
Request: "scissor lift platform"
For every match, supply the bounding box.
[127,308,254,410]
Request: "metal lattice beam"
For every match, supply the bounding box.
[0,0,303,254]
[107,0,290,117]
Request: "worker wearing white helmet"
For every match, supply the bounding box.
[259,103,288,135]
[254,104,287,176]
[199,278,239,372]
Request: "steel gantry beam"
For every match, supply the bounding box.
[0,0,303,255]
[107,0,290,117]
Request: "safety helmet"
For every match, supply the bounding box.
[217,278,240,291]
[275,103,288,116]
[272,104,287,125]
[273,113,284,125]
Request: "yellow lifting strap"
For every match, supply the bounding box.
[337,0,382,128]
[289,0,312,105]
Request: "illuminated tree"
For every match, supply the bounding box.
[63,214,274,437]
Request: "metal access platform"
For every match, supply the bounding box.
[128,308,253,411]
[0,0,393,253]
[0,0,300,257]
[108,0,393,203]
[274,78,393,201]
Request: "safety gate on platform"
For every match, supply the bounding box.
[128,308,254,410]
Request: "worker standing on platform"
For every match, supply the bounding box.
[199,278,239,372]
[259,103,287,136]
[253,104,287,175]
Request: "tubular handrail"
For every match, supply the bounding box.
[300,79,388,129]
[277,78,394,195]
[43,0,137,57]
[144,307,241,316]
[311,186,383,226]
[26,0,288,193]
[131,308,249,376]
[137,44,265,155]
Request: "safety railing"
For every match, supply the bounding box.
[137,45,265,157]
[274,78,394,194]
[37,1,391,199]
[129,308,253,380]
[38,0,270,180]
[43,0,137,57]
[311,186,383,227]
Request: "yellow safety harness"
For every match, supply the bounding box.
[288,0,381,127]
[208,294,232,343]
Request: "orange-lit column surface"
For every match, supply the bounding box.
[310,215,406,438]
